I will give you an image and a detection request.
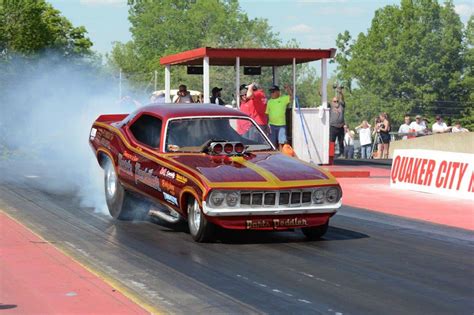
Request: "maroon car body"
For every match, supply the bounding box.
[89,104,342,242]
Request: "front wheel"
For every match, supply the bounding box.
[104,158,148,221]
[302,222,329,240]
[187,196,215,242]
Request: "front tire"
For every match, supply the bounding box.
[302,222,329,240]
[104,158,148,221]
[187,196,215,242]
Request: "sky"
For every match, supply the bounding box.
[50,0,474,75]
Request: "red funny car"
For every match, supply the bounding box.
[89,104,342,242]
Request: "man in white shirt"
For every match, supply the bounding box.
[452,122,469,133]
[398,115,411,140]
[409,115,427,135]
[432,115,451,133]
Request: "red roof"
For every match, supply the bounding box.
[142,104,248,119]
[160,47,336,67]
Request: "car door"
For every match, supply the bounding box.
[126,113,163,201]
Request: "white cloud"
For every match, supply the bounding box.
[79,0,126,6]
[455,4,474,17]
[286,23,314,34]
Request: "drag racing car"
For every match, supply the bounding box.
[89,104,342,242]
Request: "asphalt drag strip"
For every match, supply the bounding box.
[0,183,473,314]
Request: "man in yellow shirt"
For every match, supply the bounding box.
[265,85,293,149]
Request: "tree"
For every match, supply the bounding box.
[109,0,280,91]
[334,0,469,128]
[0,0,93,59]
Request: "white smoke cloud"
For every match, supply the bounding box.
[0,55,141,214]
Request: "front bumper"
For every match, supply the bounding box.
[202,200,341,217]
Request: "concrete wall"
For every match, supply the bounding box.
[389,132,474,157]
[292,107,330,164]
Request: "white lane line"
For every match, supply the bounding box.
[298,299,312,304]
[300,272,314,278]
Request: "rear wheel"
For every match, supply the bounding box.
[104,158,148,221]
[187,196,215,242]
[302,222,329,240]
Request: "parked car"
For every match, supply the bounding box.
[89,104,342,242]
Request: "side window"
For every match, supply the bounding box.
[129,114,162,148]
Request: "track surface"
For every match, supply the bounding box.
[1,181,473,314]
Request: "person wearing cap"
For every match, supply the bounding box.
[265,84,293,149]
[432,115,451,134]
[210,87,225,105]
[409,115,427,135]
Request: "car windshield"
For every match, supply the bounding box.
[165,117,273,153]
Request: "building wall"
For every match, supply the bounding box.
[292,107,330,164]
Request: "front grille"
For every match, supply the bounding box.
[279,192,289,205]
[302,192,312,203]
[264,193,276,205]
[291,192,301,204]
[251,193,263,205]
[240,190,313,208]
[241,193,251,205]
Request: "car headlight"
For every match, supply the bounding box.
[226,191,239,207]
[326,187,340,203]
[312,189,325,204]
[210,191,225,207]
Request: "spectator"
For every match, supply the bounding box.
[265,84,293,150]
[282,142,297,157]
[150,92,165,104]
[236,87,256,137]
[236,83,268,139]
[409,115,427,135]
[376,112,391,159]
[174,84,193,103]
[246,83,268,135]
[329,89,345,157]
[210,87,225,105]
[398,115,412,140]
[452,122,469,133]
[343,124,355,159]
[355,120,372,159]
[432,115,451,133]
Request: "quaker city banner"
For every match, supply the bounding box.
[391,149,473,199]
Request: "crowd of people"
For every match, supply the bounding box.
[336,112,470,159]
[151,82,294,149]
[153,84,470,159]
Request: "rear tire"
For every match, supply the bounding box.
[187,196,215,242]
[302,222,329,240]
[104,158,148,221]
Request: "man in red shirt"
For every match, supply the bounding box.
[237,83,268,137]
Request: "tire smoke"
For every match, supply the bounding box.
[0,56,142,214]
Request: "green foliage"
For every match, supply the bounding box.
[0,0,93,59]
[109,0,281,91]
[335,0,471,130]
